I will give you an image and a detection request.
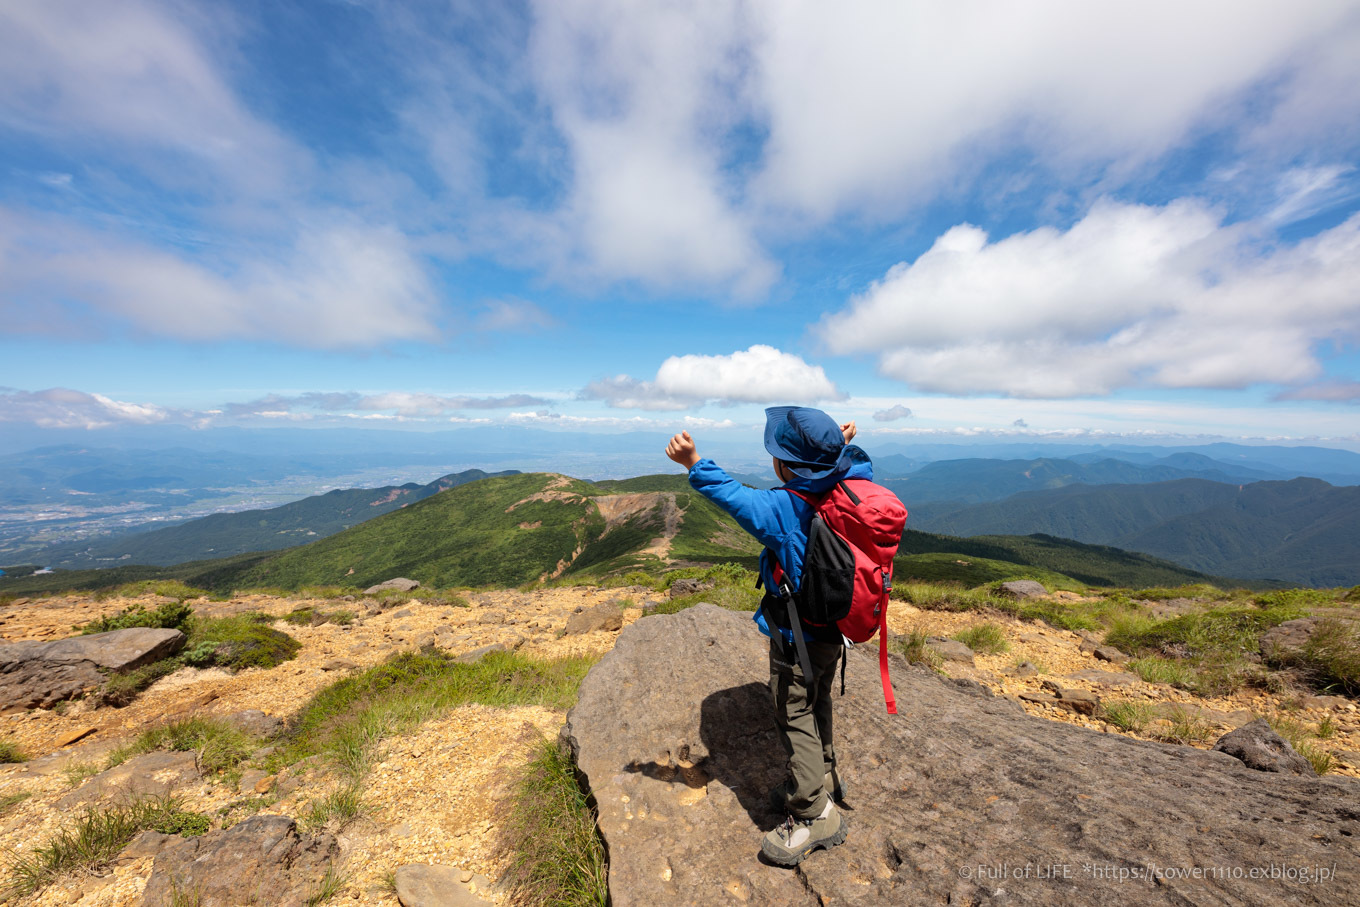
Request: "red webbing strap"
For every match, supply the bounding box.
[879,590,897,714]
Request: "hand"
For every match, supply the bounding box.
[665,431,701,469]
[840,421,857,444]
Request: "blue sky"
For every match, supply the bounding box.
[2,0,1359,448]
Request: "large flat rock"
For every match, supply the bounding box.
[563,604,1360,906]
[0,628,186,711]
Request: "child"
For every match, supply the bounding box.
[664,406,873,866]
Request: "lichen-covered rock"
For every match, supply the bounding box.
[141,815,338,907]
[562,600,625,636]
[1212,719,1316,775]
[0,628,186,711]
[998,579,1048,599]
[365,577,421,594]
[925,636,975,664]
[564,605,1360,906]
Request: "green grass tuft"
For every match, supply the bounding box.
[301,782,365,832]
[951,623,1009,655]
[0,792,31,817]
[1151,706,1214,745]
[496,738,607,907]
[280,649,596,774]
[94,580,210,602]
[5,795,205,897]
[898,628,943,670]
[304,862,350,906]
[1098,700,1153,733]
[1266,617,1360,696]
[1128,656,1197,689]
[106,716,256,776]
[0,740,28,764]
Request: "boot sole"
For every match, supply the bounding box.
[760,821,849,867]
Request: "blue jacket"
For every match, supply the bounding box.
[687,446,875,640]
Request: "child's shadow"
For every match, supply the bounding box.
[700,681,789,827]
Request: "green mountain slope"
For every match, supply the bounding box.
[882,457,1268,506]
[3,472,1252,595]
[913,477,1360,586]
[21,469,519,569]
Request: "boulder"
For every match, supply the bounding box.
[394,864,492,906]
[222,708,284,738]
[562,601,625,636]
[56,751,200,810]
[564,604,1360,906]
[1211,719,1316,775]
[0,628,186,711]
[365,578,421,594]
[668,578,713,599]
[998,579,1048,599]
[924,636,975,665]
[141,815,339,907]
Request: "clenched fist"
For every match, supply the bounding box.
[665,430,701,469]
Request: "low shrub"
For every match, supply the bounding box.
[1128,584,1230,601]
[184,614,302,670]
[496,738,607,907]
[79,601,194,635]
[1255,588,1335,609]
[94,581,210,602]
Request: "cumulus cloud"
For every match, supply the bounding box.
[821,200,1360,397]
[872,404,913,422]
[0,209,440,348]
[0,387,180,429]
[1013,418,1029,428]
[582,345,844,410]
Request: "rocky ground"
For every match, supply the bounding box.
[0,586,1356,905]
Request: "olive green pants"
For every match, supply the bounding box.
[769,636,842,819]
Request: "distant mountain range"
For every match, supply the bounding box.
[11,469,518,568]
[877,455,1279,506]
[912,477,1360,587]
[1,472,1222,596]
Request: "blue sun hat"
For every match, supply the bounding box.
[763,406,850,479]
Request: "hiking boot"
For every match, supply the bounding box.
[768,769,848,812]
[761,799,847,867]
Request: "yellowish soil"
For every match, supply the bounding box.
[0,589,1355,905]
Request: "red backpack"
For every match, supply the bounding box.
[767,478,908,713]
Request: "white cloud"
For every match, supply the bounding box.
[222,392,549,419]
[0,388,178,429]
[0,1,301,192]
[872,404,913,422]
[582,345,844,410]
[822,200,1360,397]
[527,0,778,296]
[0,208,440,348]
[474,299,558,332]
[748,3,1360,220]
